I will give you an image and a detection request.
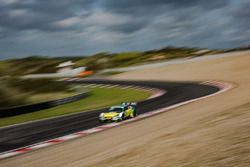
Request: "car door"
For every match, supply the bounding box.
[124,106,129,117]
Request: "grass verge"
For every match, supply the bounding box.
[0,87,151,127]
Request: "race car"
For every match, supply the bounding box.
[99,102,137,123]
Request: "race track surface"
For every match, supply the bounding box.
[0,79,219,153]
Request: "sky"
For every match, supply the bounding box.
[0,0,249,59]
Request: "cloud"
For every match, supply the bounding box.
[102,0,228,14]
[0,0,249,59]
[0,0,95,32]
[232,1,250,31]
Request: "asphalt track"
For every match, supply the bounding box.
[0,79,219,153]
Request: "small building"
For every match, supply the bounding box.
[56,61,75,73]
[56,61,91,77]
[23,60,92,79]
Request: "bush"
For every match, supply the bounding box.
[0,78,72,108]
[0,80,28,107]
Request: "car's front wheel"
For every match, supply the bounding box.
[116,117,122,122]
[133,110,137,117]
[121,113,126,120]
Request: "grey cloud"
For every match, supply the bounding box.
[0,0,95,32]
[0,0,249,59]
[232,1,250,29]
[99,0,230,34]
[102,0,228,13]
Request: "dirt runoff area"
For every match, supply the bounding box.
[1,51,250,167]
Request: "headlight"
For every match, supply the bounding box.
[99,113,104,118]
[112,117,119,120]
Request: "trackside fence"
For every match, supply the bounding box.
[0,92,90,118]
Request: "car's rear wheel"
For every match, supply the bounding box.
[99,120,105,123]
[133,110,137,117]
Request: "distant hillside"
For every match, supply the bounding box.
[0,47,222,76]
[1,56,79,76]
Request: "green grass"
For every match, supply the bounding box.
[0,87,151,127]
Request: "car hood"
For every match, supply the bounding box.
[103,112,119,118]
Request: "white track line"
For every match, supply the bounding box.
[0,80,232,160]
[147,89,167,99]
[98,85,109,88]
[105,85,119,88]
[89,84,98,88]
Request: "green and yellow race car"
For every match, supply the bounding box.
[99,102,137,123]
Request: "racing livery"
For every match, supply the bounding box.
[99,102,137,122]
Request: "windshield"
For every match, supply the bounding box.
[109,107,123,113]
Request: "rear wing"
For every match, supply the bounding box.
[121,102,137,107]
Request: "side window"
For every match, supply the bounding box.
[124,106,128,110]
